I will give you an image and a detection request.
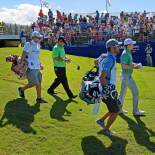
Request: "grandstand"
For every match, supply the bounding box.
[0,10,155,66]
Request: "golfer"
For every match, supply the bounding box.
[119,38,145,116]
[47,36,77,99]
[96,39,121,135]
[18,31,47,104]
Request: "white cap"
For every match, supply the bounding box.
[31,31,43,38]
[124,38,136,46]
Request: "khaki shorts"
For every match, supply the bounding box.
[26,69,42,86]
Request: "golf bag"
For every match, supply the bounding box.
[79,67,118,104]
[6,55,28,80]
[79,54,119,105]
[79,67,101,104]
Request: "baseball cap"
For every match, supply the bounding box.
[58,36,67,44]
[31,31,43,38]
[124,38,136,46]
[106,39,122,49]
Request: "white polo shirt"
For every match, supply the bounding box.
[23,40,41,70]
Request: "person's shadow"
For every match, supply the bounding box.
[81,135,128,155]
[50,95,78,121]
[0,98,40,134]
[120,114,155,153]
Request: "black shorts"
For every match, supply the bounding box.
[102,97,120,113]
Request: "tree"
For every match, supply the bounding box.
[14,24,18,35]
[9,24,13,35]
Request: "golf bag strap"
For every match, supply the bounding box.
[109,56,115,72]
[98,53,108,64]
[105,56,115,82]
[100,54,115,73]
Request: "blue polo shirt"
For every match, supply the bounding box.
[99,52,116,85]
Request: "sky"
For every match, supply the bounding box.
[0,0,155,25]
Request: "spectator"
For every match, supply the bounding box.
[30,10,155,47]
[19,30,26,47]
[95,10,100,24]
[38,9,44,18]
[145,44,153,66]
[48,9,53,20]
[74,14,78,21]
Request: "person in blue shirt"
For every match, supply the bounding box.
[96,39,122,136]
[95,10,100,24]
[19,30,26,47]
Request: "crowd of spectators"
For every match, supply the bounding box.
[27,9,155,48]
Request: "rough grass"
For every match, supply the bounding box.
[0,47,155,155]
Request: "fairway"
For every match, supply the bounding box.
[0,47,155,155]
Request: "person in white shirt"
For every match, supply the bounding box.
[134,24,140,36]
[18,31,47,104]
[145,44,153,66]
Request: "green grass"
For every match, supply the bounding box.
[0,47,155,155]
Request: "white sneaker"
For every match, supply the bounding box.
[133,110,145,116]
[119,109,128,114]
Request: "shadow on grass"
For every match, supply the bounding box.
[50,94,78,122]
[120,114,155,153]
[0,98,40,134]
[81,135,128,155]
